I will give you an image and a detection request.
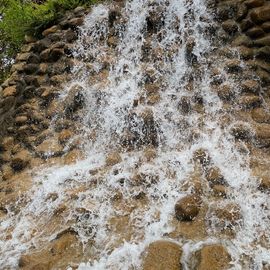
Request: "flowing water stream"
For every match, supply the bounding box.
[1,0,270,269]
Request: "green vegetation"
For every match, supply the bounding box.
[0,0,98,83]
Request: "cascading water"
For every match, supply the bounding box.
[1,0,270,269]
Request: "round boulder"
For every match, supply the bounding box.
[142,240,182,270]
[175,194,202,221]
[193,244,231,270]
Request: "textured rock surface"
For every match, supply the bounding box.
[142,241,182,270]
[192,244,231,270]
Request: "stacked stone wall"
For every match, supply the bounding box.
[216,0,270,86]
[0,7,88,182]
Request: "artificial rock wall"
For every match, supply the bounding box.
[217,0,270,86]
[0,7,88,185]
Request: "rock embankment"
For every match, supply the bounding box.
[0,7,87,181]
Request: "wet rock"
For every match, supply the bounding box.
[16,52,40,64]
[3,86,17,98]
[217,84,234,101]
[262,21,270,33]
[50,74,69,86]
[122,109,159,149]
[24,35,37,43]
[64,85,85,118]
[255,46,270,62]
[193,149,211,166]
[252,108,270,123]
[10,63,25,73]
[216,5,236,21]
[238,46,254,60]
[222,20,238,35]
[236,4,248,21]
[258,176,270,192]
[40,48,64,62]
[238,94,262,109]
[230,123,253,140]
[257,68,270,85]
[108,8,122,27]
[246,26,265,39]
[205,167,226,186]
[245,0,265,8]
[142,240,182,270]
[147,93,160,105]
[178,96,191,114]
[211,203,242,230]
[58,129,73,144]
[107,36,118,47]
[144,83,160,95]
[18,231,82,269]
[225,60,242,74]
[250,6,270,24]
[23,64,39,75]
[0,96,15,112]
[36,137,63,158]
[1,165,13,181]
[192,244,231,270]
[143,147,157,161]
[241,80,260,94]
[11,149,31,172]
[1,137,14,151]
[175,194,202,221]
[254,123,270,146]
[42,25,60,37]
[211,184,227,198]
[185,37,197,64]
[54,204,67,216]
[232,35,253,47]
[64,149,83,165]
[68,17,84,27]
[146,7,165,34]
[15,116,28,125]
[0,150,11,163]
[254,35,270,47]
[105,152,122,166]
[130,172,158,187]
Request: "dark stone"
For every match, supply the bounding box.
[22,86,36,99]
[108,9,122,27]
[244,0,265,8]
[175,195,202,221]
[255,46,270,62]
[0,96,15,112]
[240,19,255,32]
[222,20,238,35]
[261,21,270,33]
[23,64,39,75]
[254,35,270,47]
[246,27,265,39]
[178,96,191,115]
[250,6,270,24]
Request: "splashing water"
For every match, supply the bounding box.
[1,0,270,269]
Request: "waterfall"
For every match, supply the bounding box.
[1,0,270,269]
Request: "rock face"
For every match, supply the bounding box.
[0,7,85,173]
[192,244,231,270]
[142,241,182,270]
[217,0,270,87]
[18,231,83,270]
